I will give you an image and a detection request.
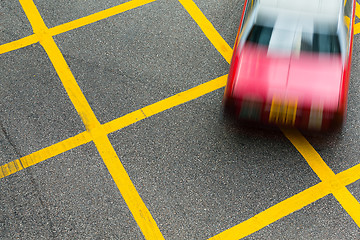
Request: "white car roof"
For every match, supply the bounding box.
[258,0,343,20]
[239,0,347,60]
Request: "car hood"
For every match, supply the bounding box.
[232,45,343,108]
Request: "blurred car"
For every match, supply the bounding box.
[223,0,355,131]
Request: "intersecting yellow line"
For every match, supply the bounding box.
[0,0,156,55]
[18,0,163,239]
[0,0,359,239]
[209,162,360,240]
[282,128,360,227]
[178,0,360,238]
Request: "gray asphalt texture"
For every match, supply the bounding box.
[1,0,360,239]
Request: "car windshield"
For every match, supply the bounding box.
[246,21,341,55]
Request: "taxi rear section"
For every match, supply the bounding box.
[223,44,346,131]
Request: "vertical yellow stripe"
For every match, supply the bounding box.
[91,128,165,239]
[19,1,164,239]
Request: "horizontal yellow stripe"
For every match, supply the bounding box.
[209,182,330,240]
[209,160,360,240]
[20,132,91,169]
[0,35,38,55]
[49,0,156,36]
[0,0,156,55]
[0,132,91,179]
[0,74,227,178]
[104,74,227,133]
[0,159,23,178]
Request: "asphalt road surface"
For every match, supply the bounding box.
[1,0,360,239]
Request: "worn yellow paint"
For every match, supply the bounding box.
[0,73,227,178]
[22,132,91,168]
[0,132,91,179]
[178,0,233,63]
[18,1,164,239]
[0,159,23,178]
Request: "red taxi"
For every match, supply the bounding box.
[223,0,356,131]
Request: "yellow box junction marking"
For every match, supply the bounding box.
[282,128,360,227]
[0,0,156,55]
[18,0,164,239]
[0,0,359,239]
[209,162,360,240]
[0,74,227,179]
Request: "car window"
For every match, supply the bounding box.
[246,23,341,54]
[246,25,273,46]
[311,33,341,54]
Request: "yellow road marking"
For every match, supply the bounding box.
[209,182,330,240]
[177,0,233,63]
[0,74,227,179]
[0,34,38,55]
[104,75,227,133]
[0,0,359,238]
[90,126,165,240]
[178,0,360,235]
[0,132,91,179]
[282,128,360,227]
[355,2,360,34]
[0,0,155,55]
[19,1,164,239]
[209,161,360,240]
[49,0,156,36]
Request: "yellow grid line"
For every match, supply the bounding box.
[0,0,359,239]
[18,0,164,239]
[0,74,227,179]
[210,162,360,240]
[282,128,360,227]
[0,0,156,55]
[355,2,360,34]
[178,0,233,63]
[179,0,360,238]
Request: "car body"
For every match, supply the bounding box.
[223,0,356,131]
